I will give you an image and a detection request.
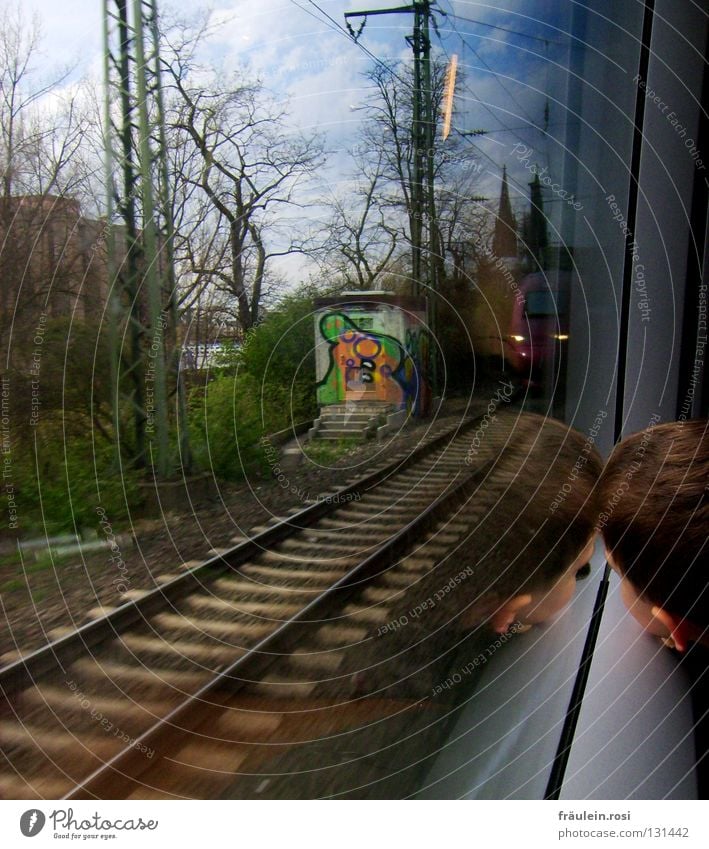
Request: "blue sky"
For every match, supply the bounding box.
[23,2,570,158]
[21,1,577,267]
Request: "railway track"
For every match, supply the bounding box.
[0,409,508,800]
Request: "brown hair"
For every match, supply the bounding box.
[598,419,709,627]
[458,411,602,601]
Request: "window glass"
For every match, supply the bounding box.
[218,0,652,800]
[3,0,702,805]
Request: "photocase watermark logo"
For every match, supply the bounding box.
[19,808,160,837]
[20,809,46,837]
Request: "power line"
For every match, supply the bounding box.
[441,10,560,46]
[296,0,537,151]
[436,42,533,147]
[478,123,565,135]
[430,6,553,199]
[290,3,533,224]
[288,0,410,89]
[431,34,540,194]
[431,51,539,199]
[452,126,532,199]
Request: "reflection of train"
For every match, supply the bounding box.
[505,272,569,385]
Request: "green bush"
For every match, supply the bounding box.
[188,373,276,480]
[236,294,317,425]
[188,293,318,482]
[6,416,140,536]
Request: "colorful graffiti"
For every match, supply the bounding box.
[403,326,432,416]
[315,311,430,415]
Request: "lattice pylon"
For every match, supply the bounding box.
[103,0,190,478]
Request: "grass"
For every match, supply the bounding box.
[302,437,361,464]
[24,557,60,574]
[2,550,69,569]
[0,552,22,568]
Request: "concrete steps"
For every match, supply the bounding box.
[309,403,399,441]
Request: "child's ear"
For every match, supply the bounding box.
[650,606,693,652]
[490,594,533,634]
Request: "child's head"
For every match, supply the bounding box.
[353,413,603,703]
[598,419,708,651]
[456,411,602,633]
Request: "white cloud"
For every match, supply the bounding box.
[19,0,576,277]
[22,0,103,78]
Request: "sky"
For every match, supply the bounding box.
[17,0,576,279]
[20,1,570,164]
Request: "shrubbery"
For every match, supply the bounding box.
[235,292,317,426]
[4,414,140,538]
[188,373,275,479]
[0,294,320,539]
[1,315,137,538]
[187,293,317,481]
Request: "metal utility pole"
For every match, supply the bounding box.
[345,1,438,301]
[103,0,190,478]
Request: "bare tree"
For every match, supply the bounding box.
[160,18,323,333]
[318,148,400,290]
[0,5,94,367]
[0,6,89,199]
[437,179,494,286]
[327,59,481,289]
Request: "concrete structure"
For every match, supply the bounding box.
[0,196,110,308]
[310,292,430,440]
[0,194,112,365]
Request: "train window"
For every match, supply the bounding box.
[2,0,705,805]
[215,0,704,801]
[301,1,702,801]
[417,0,707,801]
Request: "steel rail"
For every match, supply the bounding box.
[67,453,489,799]
[0,413,480,697]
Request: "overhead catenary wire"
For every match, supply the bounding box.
[441,10,561,46]
[293,0,534,167]
[289,2,535,219]
[425,34,531,167]
[288,0,411,90]
[431,5,556,205]
[429,36,538,200]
